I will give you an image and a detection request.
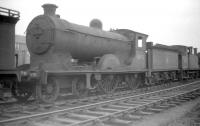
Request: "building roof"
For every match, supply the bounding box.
[0,7,19,24]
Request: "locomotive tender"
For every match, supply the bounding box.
[18,4,200,103]
[0,7,32,101]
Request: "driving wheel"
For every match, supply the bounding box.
[125,75,139,90]
[98,75,118,94]
[37,78,60,103]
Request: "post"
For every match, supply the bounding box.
[86,73,92,89]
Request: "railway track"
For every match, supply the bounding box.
[0,80,200,126]
[0,79,192,106]
[0,80,192,117]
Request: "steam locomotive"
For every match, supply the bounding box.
[1,4,200,103]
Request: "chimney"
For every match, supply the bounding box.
[146,42,153,49]
[42,4,57,16]
[194,48,197,55]
[188,47,193,54]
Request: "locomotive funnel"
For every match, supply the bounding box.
[42,4,57,16]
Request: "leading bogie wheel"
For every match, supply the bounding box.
[37,78,60,103]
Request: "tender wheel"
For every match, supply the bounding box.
[37,78,60,103]
[72,77,88,98]
[98,75,118,94]
[11,81,33,102]
[125,75,139,90]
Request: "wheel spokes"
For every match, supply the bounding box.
[72,78,88,98]
[126,75,139,90]
[98,75,118,94]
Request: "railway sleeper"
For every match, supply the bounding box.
[124,101,148,105]
[173,98,190,103]
[130,110,153,116]
[145,107,164,112]
[74,110,104,117]
[48,116,79,125]
[89,107,117,114]
[119,113,143,121]
[163,101,181,106]
[97,106,122,112]
[115,102,138,107]
[103,104,128,110]
[154,104,173,109]
[104,117,132,126]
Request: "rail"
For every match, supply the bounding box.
[1,80,200,125]
[0,7,20,18]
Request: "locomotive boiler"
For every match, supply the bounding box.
[22,3,200,103]
[26,4,134,70]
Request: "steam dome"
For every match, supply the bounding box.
[89,19,103,29]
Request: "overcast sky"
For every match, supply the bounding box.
[1,0,200,51]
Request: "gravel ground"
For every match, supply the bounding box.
[129,97,200,126]
[163,101,200,126]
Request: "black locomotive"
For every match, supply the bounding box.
[1,4,200,103]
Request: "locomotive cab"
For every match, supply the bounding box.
[112,29,148,69]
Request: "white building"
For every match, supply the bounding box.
[15,35,30,66]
